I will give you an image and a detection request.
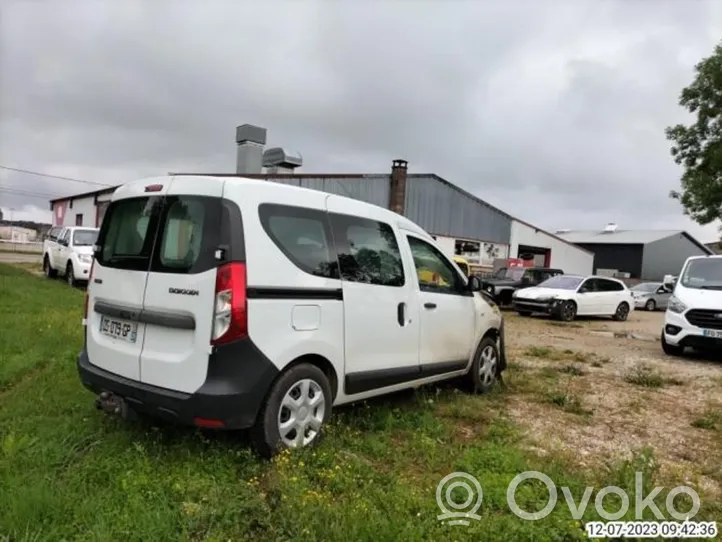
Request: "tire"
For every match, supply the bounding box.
[250,363,332,459]
[516,311,532,317]
[661,330,684,356]
[613,302,630,321]
[43,255,57,278]
[558,301,577,322]
[466,336,500,394]
[645,299,656,311]
[66,262,77,287]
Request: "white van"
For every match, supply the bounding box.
[78,175,506,457]
[661,255,722,357]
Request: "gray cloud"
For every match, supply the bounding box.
[1,0,721,242]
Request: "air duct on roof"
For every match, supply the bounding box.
[262,147,303,174]
[236,124,267,175]
[603,223,618,233]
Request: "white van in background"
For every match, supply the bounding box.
[78,175,506,458]
[661,255,722,357]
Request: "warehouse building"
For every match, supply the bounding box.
[48,124,594,275]
[557,224,713,280]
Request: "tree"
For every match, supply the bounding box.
[665,41,722,226]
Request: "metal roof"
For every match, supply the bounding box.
[557,229,713,254]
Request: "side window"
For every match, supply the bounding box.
[331,214,404,287]
[602,279,624,292]
[407,235,463,294]
[60,229,70,244]
[578,278,597,292]
[96,197,160,271]
[259,204,339,279]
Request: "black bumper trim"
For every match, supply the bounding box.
[677,335,722,351]
[77,337,280,429]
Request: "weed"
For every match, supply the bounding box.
[691,410,722,431]
[624,365,684,389]
[560,364,585,377]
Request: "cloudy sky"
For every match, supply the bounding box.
[1,0,721,242]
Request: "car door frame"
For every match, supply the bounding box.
[323,198,422,397]
[402,231,477,371]
[575,278,604,314]
[655,284,671,309]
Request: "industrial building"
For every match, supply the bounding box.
[557,224,713,280]
[48,124,594,275]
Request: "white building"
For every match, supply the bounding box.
[49,186,115,228]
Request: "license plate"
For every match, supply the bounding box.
[702,329,722,339]
[100,315,138,343]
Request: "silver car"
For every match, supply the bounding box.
[630,282,672,311]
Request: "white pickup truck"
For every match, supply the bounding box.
[42,226,99,286]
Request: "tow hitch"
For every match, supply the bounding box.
[95,391,136,421]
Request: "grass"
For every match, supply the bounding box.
[0,263,718,540]
[524,346,594,365]
[624,365,685,389]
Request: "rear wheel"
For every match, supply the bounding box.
[613,302,630,321]
[251,363,332,459]
[43,255,57,278]
[661,330,684,356]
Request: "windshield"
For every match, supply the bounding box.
[680,258,722,290]
[73,230,98,246]
[631,283,659,293]
[538,275,584,290]
[493,267,525,280]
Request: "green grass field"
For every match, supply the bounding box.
[0,263,717,541]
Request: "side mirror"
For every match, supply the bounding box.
[468,276,483,292]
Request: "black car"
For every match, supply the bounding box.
[481,266,564,306]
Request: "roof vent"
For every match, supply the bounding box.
[262,147,303,174]
[555,229,571,234]
[603,222,618,233]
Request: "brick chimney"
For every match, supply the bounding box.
[389,159,408,215]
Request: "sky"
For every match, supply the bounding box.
[1,0,721,243]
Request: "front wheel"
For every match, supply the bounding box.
[661,330,684,356]
[558,301,577,322]
[466,336,500,394]
[66,262,77,287]
[251,363,332,459]
[645,299,656,311]
[613,302,630,321]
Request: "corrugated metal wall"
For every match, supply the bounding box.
[642,234,710,281]
[269,175,390,208]
[404,175,511,244]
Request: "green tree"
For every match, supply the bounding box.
[666,41,722,225]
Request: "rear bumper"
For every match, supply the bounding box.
[77,338,280,430]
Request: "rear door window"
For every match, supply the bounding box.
[151,195,223,274]
[96,195,225,275]
[95,197,162,272]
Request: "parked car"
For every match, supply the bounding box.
[42,225,99,286]
[79,175,507,458]
[661,255,722,357]
[481,266,564,306]
[511,274,635,322]
[630,282,672,311]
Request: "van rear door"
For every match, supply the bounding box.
[138,175,225,393]
[86,186,165,381]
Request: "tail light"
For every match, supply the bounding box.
[83,258,96,324]
[211,262,247,345]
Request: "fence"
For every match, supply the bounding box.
[0,241,43,254]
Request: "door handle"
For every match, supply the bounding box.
[424,302,437,309]
[397,302,405,326]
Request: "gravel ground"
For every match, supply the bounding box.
[502,308,722,498]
